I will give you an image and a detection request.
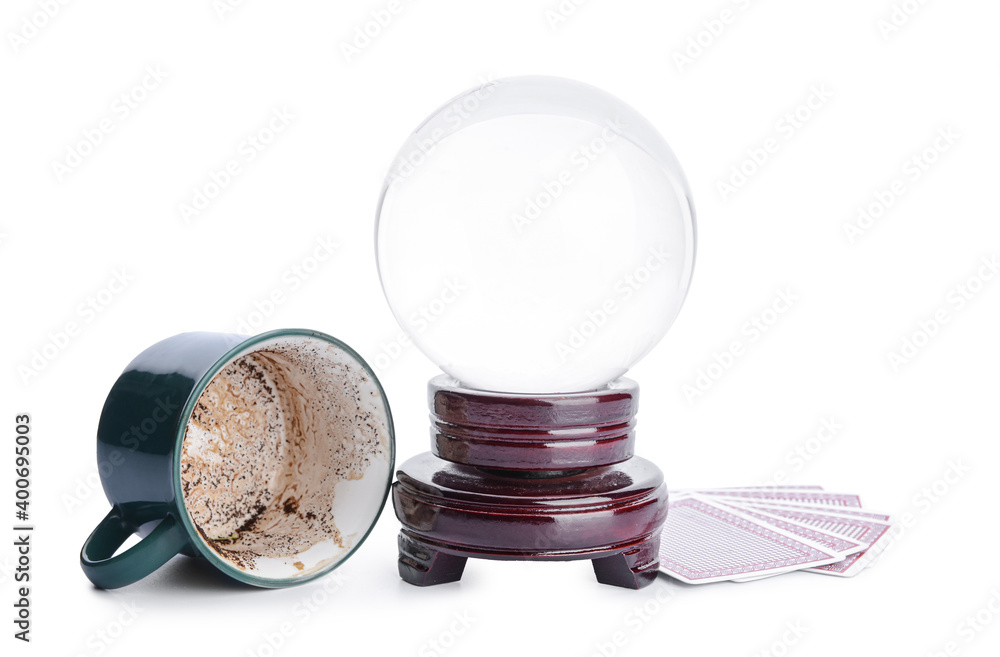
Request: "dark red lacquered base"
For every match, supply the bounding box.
[392,376,667,589]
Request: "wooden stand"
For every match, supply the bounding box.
[392,376,667,589]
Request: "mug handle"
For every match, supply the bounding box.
[80,507,188,589]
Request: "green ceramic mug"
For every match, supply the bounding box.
[80,329,394,589]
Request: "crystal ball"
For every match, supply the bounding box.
[376,76,696,393]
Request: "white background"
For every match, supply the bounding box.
[2,1,999,656]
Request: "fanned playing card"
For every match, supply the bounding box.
[716,504,868,582]
[659,485,892,582]
[691,489,863,508]
[657,496,843,584]
[730,504,893,577]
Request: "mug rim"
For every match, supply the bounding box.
[171,328,395,588]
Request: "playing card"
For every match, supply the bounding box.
[658,496,844,584]
[722,504,866,557]
[717,504,867,582]
[692,489,862,508]
[728,503,893,577]
[736,500,891,523]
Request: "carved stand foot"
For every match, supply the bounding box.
[397,532,467,586]
[591,534,661,589]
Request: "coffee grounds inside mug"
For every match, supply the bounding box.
[179,336,390,578]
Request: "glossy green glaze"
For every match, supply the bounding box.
[80,329,394,590]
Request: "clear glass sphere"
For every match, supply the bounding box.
[376,76,696,394]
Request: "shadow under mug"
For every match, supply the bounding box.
[80,329,394,589]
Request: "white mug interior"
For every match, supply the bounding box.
[178,334,392,582]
